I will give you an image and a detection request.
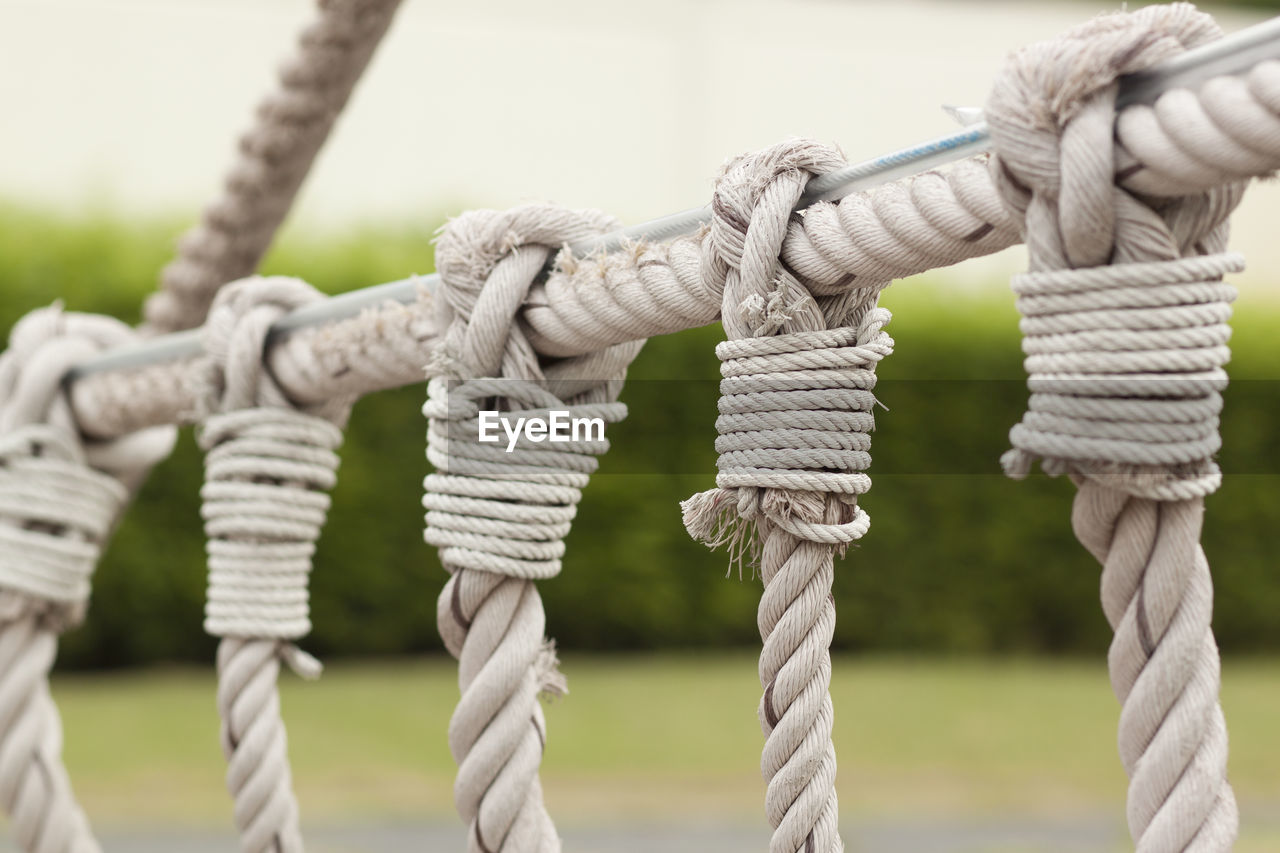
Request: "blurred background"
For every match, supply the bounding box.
[2,0,1279,850]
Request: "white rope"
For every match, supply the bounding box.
[986,4,1242,849]
[424,204,639,852]
[0,306,175,853]
[197,276,347,853]
[144,0,405,335]
[680,140,894,853]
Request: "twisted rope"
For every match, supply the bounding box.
[681,140,893,853]
[425,205,639,852]
[986,4,1242,849]
[66,46,1280,437]
[144,0,404,334]
[197,276,347,853]
[0,308,175,853]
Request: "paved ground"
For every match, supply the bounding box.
[0,817,1124,852]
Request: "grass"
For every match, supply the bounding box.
[49,654,1280,847]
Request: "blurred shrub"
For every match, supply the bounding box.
[1,203,1277,667]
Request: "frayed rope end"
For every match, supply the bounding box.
[680,488,762,579]
[535,638,569,701]
[279,643,324,681]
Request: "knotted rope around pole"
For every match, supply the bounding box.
[986,4,1243,849]
[197,277,349,853]
[681,140,894,853]
[0,307,175,853]
[424,205,641,853]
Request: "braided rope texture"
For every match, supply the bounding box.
[0,308,175,853]
[198,277,346,853]
[986,4,1243,849]
[144,0,404,334]
[425,205,641,852]
[680,140,895,853]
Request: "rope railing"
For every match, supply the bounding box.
[63,14,1280,411]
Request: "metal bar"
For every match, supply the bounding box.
[64,14,1280,384]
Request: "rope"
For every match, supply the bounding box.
[424,205,640,852]
[986,4,1242,849]
[0,307,175,853]
[197,276,347,853]
[143,0,404,335]
[680,140,893,853]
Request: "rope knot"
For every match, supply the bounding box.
[432,205,620,379]
[1002,253,1241,500]
[985,4,1226,268]
[202,275,348,419]
[682,307,893,570]
[703,140,848,336]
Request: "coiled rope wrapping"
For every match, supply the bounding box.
[986,4,1243,849]
[0,308,175,853]
[682,140,893,853]
[197,277,347,853]
[144,0,404,335]
[425,205,640,852]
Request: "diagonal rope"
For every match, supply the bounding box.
[144,0,404,335]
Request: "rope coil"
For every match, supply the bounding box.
[0,427,125,607]
[684,310,892,561]
[1003,253,1242,500]
[200,408,342,639]
[424,378,624,580]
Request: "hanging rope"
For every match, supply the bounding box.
[681,140,894,853]
[986,4,1243,850]
[424,205,641,852]
[144,0,405,335]
[197,276,348,853]
[0,307,175,853]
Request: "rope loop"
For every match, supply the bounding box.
[985,2,1236,270]
[1003,253,1242,499]
[703,140,851,339]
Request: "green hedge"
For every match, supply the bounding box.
[2,204,1278,667]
